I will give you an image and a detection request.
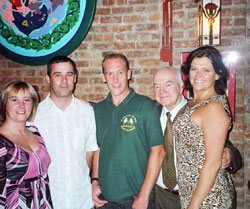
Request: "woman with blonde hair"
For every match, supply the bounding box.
[0,80,53,208]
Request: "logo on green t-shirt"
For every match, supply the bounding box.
[121,115,137,131]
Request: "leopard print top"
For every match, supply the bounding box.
[173,95,235,209]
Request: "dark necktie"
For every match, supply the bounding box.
[162,112,177,190]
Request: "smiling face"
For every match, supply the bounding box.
[189,57,219,94]
[46,61,76,100]
[102,57,131,102]
[153,68,184,111]
[6,90,33,123]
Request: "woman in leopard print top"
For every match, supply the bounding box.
[173,46,235,209]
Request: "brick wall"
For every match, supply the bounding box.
[0,0,249,208]
[245,0,250,207]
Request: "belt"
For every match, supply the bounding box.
[164,188,179,195]
[156,185,179,195]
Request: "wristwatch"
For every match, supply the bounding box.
[91,177,99,183]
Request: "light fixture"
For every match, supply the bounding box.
[160,0,173,66]
[198,0,221,46]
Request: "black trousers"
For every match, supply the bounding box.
[155,185,181,209]
[98,193,155,209]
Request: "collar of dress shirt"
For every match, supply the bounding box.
[161,96,187,121]
[44,93,76,111]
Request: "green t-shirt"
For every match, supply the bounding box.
[94,89,163,202]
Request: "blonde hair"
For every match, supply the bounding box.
[0,81,39,124]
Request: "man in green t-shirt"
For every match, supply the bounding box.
[92,53,165,209]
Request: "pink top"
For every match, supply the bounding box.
[0,125,53,209]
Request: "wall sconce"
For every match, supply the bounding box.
[160,0,173,66]
[198,0,221,46]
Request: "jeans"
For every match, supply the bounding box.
[98,194,155,209]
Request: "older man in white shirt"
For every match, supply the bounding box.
[31,56,98,209]
[153,67,241,209]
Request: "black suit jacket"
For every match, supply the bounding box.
[155,102,242,174]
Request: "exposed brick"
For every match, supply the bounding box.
[96,8,111,15]
[231,132,244,142]
[0,2,248,208]
[188,11,198,19]
[188,30,197,39]
[127,33,139,40]
[95,86,106,93]
[173,40,198,48]
[137,85,148,94]
[173,20,196,29]
[134,5,148,12]
[91,43,112,50]
[138,59,160,67]
[222,0,233,6]
[0,70,15,76]
[2,77,24,84]
[75,60,89,68]
[77,43,88,50]
[152,33,160,40]
[94,34,103,42]
[235,0,246,4]
[185,2,196,9]
[77,77,88,84]
[112,7,133,14]
[113,42,135,50]
[7,62,26,68]
[174,11,185,19]
[80,69,101,76]
[101,16,122,24]
[89,94,106,101]
[133,51,148,57]
[135,24,159,31]
[78,52,93,59]
[115,34,125,40]
[173,2,184,10]
[221,18,233,27]
[89,60,102,68]
[0,61,7,68]
[112,25,133,32]
[141,33,157,41]
[127,0,146,4]
[83,34,93,42]
[15,70,36,77]
[92,26,109,33]
[136,42,159,49]
[247,28,250,36]
[124,15,145,23]
[41,85,50,92]
[136,77,152,84]
[102,0,114,6]
[149,14,161,21]
[104,34,114,41]
[232,8,246,16]
[0,54,7,60]
[234,18,247,26]
[236,77,245,86]
[23,77,43,84]
[89,77,103,84]
[221,28,246,36]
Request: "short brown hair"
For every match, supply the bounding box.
[102,53,130,73]
[0,81,39,124]
[47,56,77,77]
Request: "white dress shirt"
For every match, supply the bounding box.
[156,96,187,190]
[31,95,98,209]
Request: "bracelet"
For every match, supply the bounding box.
[91,177,99,183]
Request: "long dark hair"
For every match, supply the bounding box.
[181,45,229,97]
